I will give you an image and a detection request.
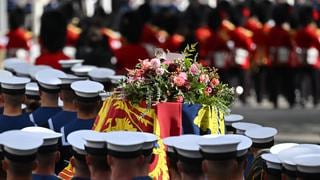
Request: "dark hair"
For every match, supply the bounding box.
[3,94,24,108]
[272,3,290,25]
[88,154,110,172]
[299,5,314,27]
[119,11,144,43]
[9,8,25,30]
[40,10,67,52]
[6,158,34,177]
[75,98,100,115]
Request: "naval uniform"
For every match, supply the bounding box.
[0,113,34,133]
[48,111,77,132]
[29,107,62,128]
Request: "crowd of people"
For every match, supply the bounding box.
[3,0,320,108]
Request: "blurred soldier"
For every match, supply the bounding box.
[105,131,148,180]
[0,76,33,133]
[67,130,91,180]
[294,5,320,107]
[30,69,66,127]
[6,7,31,57]
[35,10,70,69]
[0,70,13,115]
[174,135,204,180]
[163,136,181,180]
[249,0,274,103]
[22,127,61,180]
[267,3,295,108]
[83,131,110,180]
[228,3,254,104]
[114,11,149,74]
[1,130,43,180]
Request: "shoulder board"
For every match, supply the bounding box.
[222,20,235,31]
[239,27,253,38]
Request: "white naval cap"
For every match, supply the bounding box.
[231,122,262,135]
[137,132,157,156]
[3,58,27,72]
[25,82,40,98]
[261,153,282,171]
[88,68,116,82]
[99,91,111,101]
[294,154,320,177]
[224,114,244,126]
[0,70,13,83]
[83,131,107,155]
[225,134,252,157]
[59,59,84,68]
[104,131,145,158]
[163,136,179,153]
[35,69,66,92]
[270,143,298,155]
[245,127,277,148]
[278,145,320,173]
[12,63,34,77]
[174,135,202,160]
[107,75,126,84]
[60,74,87,85]
[0,76,30,94]
[199,135,241,160]
[67,130,92,157]
[1,130,43,162]
[71,65,97,76]
[28,65,52,80]
[21,127,61,153]
[71,80,104,99]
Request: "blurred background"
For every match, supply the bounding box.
[0,0,320,143]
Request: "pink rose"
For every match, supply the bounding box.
[189,64,199,75]
[173,76,185,86]
[150,58,161,69]
[163,60,173,65]
[156,68,165,75]
[179,72,187,80]
[176,95,184,103]
[199,74,209,84]
[141,59,151,70]
[135,69,144,77]
[211,78,220,86]
[204,86,212,96]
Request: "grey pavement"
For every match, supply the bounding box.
[230,96,320,144]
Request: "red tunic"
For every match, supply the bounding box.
[35,51,70,69]
[66,25,80,46]
[229,27,254,69]
[267,26,295,67]
[160,34,184,53]
[294,25,320,68]
[6,28,31,50]
[114,44,149,75]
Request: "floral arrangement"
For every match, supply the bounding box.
[120,44,235,112]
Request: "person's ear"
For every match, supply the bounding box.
[55,151,61,163]
[107,155,113,166]
[86,155,92,166]
[70,157,75,167]
[32,161,37,171]
[177,161,184,174]
[2,160,8,171]
[149,154,155,164]
[202,160,208,174]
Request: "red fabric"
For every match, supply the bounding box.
[156,102,182,138]
[66,25,80,46]
[6,28,31,50]
[141,24,162,46]
[160,34,184,53]
[252,24,271,65]
[229,27,254,69]
[267,26,295,66]
[195,26,213,59]
[114,44,149,74]
[295,25,320,68]
[35,51,70,69]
